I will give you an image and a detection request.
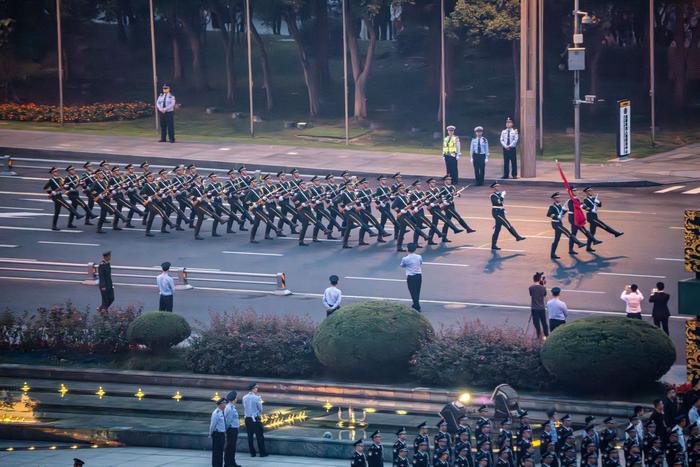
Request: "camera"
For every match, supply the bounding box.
[538,272,546,285]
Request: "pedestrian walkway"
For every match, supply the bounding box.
[1,129,699,186]
[0,443,348,467]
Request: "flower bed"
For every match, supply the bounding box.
[0,102,153,122]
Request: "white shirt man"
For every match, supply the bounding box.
[500,117,519,179]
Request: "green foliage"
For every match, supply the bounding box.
[410,321,549,390]
[127,312,191,353]
[185,310,319,378]
[540,317,676,391]
[449,0,520,43]
[312,300,434,376]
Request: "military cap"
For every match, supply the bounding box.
[310,175,319,182]
[173,165,181,171]
[603,416,614,424]
[583,186,593,192]
[436,419,447,428]
[478,438,490,447]
[584,452,598,461]
[99,160,108,167]
[478,405,488,412]
[111,166,120,172]
[546,408,557,418]
[216,397,227,405]
[668,430,679,438]
[358,177,367,184]
[426,178,435,184]
[140,161,150,168]
[490,182,500,188]
[298,179,307,185]
[276,171,284,177]
[436,448,449,458]
[144,171,153,177]
[446,125,456,131]
[124,164,133,170]
[226,390,237,401]
[64,165,75,172]
[542,452,555,460]
[227,169,235,175]
[458,445,469,453]
[237,166,247,173]
[476,451,490,461]
[162,83,171,89]
[645,420,656,427]
[560,414,571,422]
[161,262,171,271]
[474,126,484,132]
[396,427,406,435]
[49,166,57,173]
[370,430,380,439]
[353,439,363,447]
[672,460,684,466]
[158,169,167,175]
[506,116,513,122]
[399,446,408,453]
[585,423,595,431]
[689,421,697,429]
[247,382,258,390]
[186,164,195,170]
[501,418,512,426]
[261,174,270,180]
[290,168,299,174]
[325,174,334,180]
[74,459,85,466]
[207,172,217,178]
[82,161,92,168]
[564,444,576,452]
[458,414,469,421]
[585,416,596,424]
[551,192,561,199]
[418,439,428,446]
[411,180,420,187]
[102,250,111,257]
[391,172,401,179]
[675,414,687,423]
[416,421,427,429]
[340,170,350,177]
[570,186,578,192]
[441,175,452,181]
[517,409,528,418]
[377,174,386,181]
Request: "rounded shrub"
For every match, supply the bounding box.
[312,300,434,377]
[127,312,191,353]
[540,316,675,391]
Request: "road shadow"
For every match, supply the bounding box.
[550,254,628,288]
[483,250,526,274]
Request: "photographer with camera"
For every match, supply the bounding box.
[528,272,549,339]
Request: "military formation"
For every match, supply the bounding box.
[350,407,700,467]
[42,161,623,256]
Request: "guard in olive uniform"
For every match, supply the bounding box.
[489,182,525,250]
[64,165,94,228]
[582,187,623,252]
[367,430,383,467]
[351,439,368,467]
[547,193,585,259]
[44,167,83,230]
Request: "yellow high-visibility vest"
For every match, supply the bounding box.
[443,136,457,155]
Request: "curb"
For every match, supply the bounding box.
[0,146,667,188]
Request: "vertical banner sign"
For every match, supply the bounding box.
[617,99,631,158]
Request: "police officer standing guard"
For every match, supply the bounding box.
[471,126,489,186]
[443,125,461,184]
[157,84,176,143]
[500,117,519,179]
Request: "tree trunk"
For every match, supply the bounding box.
[512,40,519,123]
[314,0,331,90]
[668,2,687,111]
[251,22,274,111]
[181,16,208,93]
[169,5,184,83]
[345,8,378,120]
[213,1,236,102]
[285,11,320,117]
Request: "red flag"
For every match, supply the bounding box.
[556,161,586,227]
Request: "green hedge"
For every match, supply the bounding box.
[312,300,434,376]
[126,312,191,353]
[540,316,675,391]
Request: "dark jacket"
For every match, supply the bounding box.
[649,292,671,319]
[97,261,113,290]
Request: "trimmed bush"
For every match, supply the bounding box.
[312,300,434,376]
[410,321,549,390]
[185,311,319,378]
[540,316,676,391]
[0,102,153,123]
[127,312,191,353]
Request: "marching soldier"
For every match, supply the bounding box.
[206,173,233,237]
[374,175,398,234]
[566,187,601,255]
[393,427,408,465]
[413,439,430,467]
[351,439,368,467]
[357,178,388,245]
[470,126,489,186]
[547,193,585,259]
[438,175,475,242]
[392,184,427,252]
[489,182,525,250]
[44,166,83,230]
[92,169,128,234]
[293,179,324,246]
[224,168,253,232]
[310,176,341,242]
[390,173,403,197]
[141,171,174,237]
[171,165,191,230]
[80,161,96,223]
[261,174,294,238]
[582,187,623,251]
[338,179,375,249]
[408,180,444,246]
[124,164,147,228]
[443,125,461,183]
[275,171,299,235]
[245,178,281,244]
[367,430,383,467]
[424,178,456,245]
[109,166,140,231]
[500,117,519,179]
[64,165,94,228]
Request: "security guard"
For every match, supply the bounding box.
[582,187,623,251]
[443,125,461,184]
[366,430,383,467]
[489,182,525,249]
[156,84,176,143]
[351,439,368,467]
[393,427,408,465]
[547,193,585,259]
[470,126,489,186]
[500,117,519,179]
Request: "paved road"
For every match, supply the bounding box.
[0,155,695,361]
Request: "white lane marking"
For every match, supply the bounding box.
[38,241,100,247]
[0,212,51,219]
[344,276,404,282]
[598,272,666,279]
[524,235,554,239]
[654,186,685,194]
[277,237,342,242]
[655,257,684,262]
[469,216,547,224]
[0,175,46,181]
[0,191,43,196]
[0,206,44,211]
[559,289,606,295]
[222,251,284,257]
[682,187,700,195]
[0,275,689,321]
[22,198,52,203]
[218,147,231,151]
[0,257,36,261]
[423,262,469,267]
[0,226,82,233]
[669,227,683,230]
[0,244,18,248]
[459,246,525,253]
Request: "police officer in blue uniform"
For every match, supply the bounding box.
[470,126,489,186]
[156,84,176,143]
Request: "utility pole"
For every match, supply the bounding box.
[519,0,537,178]
[440,0,446,138]
[342,0,349,145]
[148,0,159,130]
[573,0,581,179]
[55,0,64,126]
[538,0,544,153]
[245,0,254,137]
[649,0,656,145]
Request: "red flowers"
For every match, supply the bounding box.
[0,102,153,123]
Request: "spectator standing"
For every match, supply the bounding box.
[400,243,423,312]
[242,382,267,457]
[528,273,549,339]
[210,397,228,467]
[649,399,668,442]
[546,287,568,331]
[664,387,680,430]
[470,126,489,186]
[689,397,700,426]
[224,391,241,467]
[621,284,644,319]
[97,251,114,311]
[649,282,671,334]
[157,262,175,312]
[683,378,700,414]
[500,117,519,179]
[322,275,342,316]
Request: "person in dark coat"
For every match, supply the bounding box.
[649,400,669,443]
[366,430,383,467]
[97,251,114,311]
[663,387,680,430]
[351,439,367,467]
[649,282,671,335]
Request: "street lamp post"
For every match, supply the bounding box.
[342,0,349,145]
[55,0,64,126]
[573,0,581,179]
[148,0,159,130]
[440,0,446,138]
[245,0,254,137]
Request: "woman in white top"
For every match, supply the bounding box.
[621,284,644,319]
